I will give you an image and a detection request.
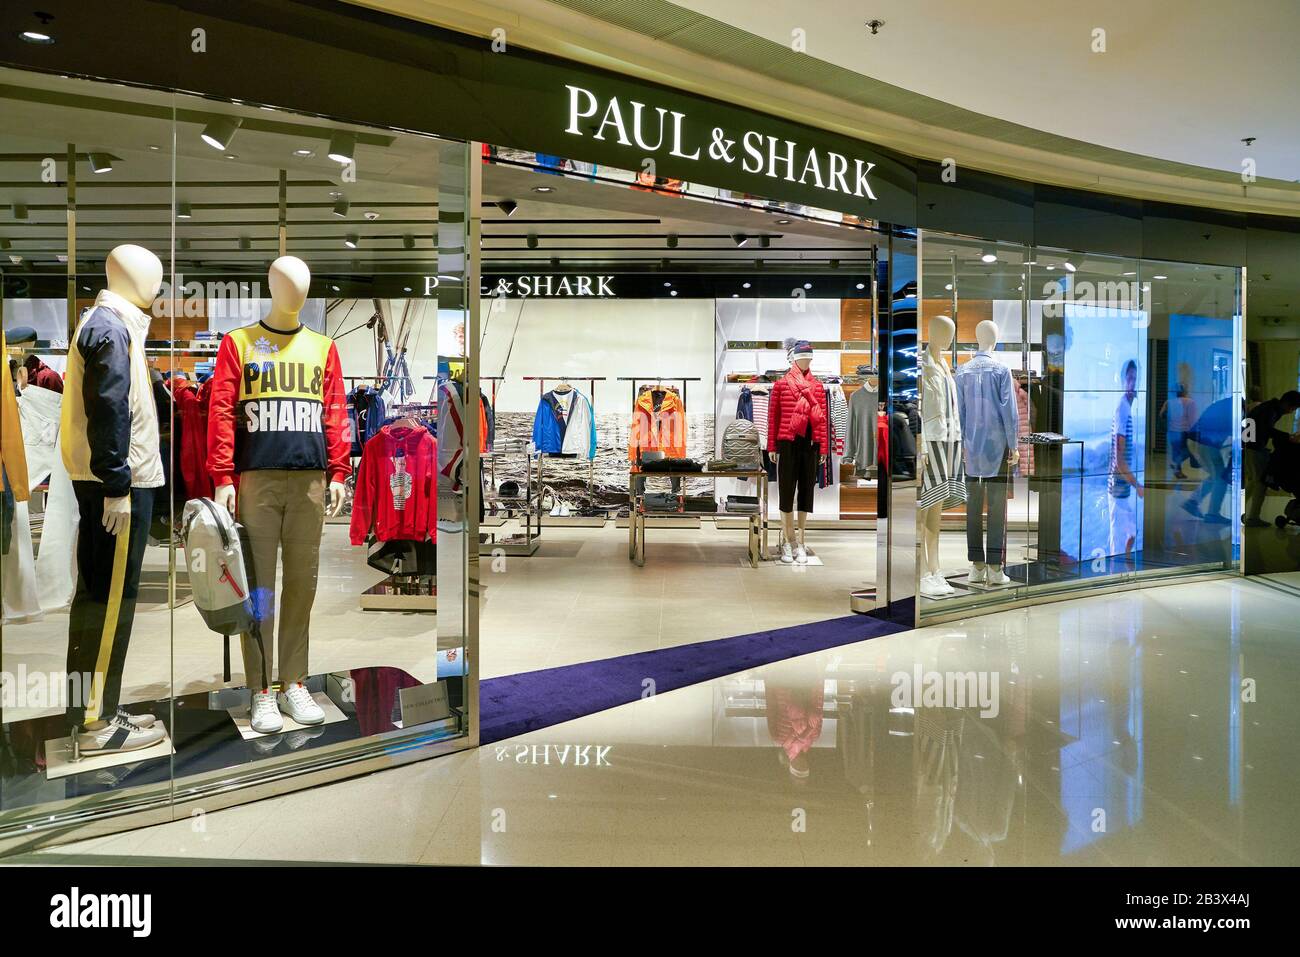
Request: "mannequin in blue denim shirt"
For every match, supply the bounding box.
[955,320,1020,586]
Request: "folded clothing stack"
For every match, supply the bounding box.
[643,492,679,512]
[706,458,737,471]
[683,496,718,513]
[641,457,703,473]
[725,494,761,513]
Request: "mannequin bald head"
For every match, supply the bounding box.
[264,256,311,331]
[105,244,163,310]
[928,315,955,352]
[975,319,999,352]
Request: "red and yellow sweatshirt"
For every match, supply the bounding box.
[207,321,351,487]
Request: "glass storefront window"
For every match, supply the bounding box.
[1,67,473,842]
[915,231,1242,620]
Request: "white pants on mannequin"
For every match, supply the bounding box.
[18,385,79,611]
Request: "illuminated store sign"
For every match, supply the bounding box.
[564,85,878,202]
[482,275,615,298]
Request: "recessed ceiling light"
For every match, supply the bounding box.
[742,282,752,289]
[663,282,671,288]
[1123,271,1136,276]
[403,286,412,292]
[532,186,554,193]
[855,282,865,290]
[147,144,161,151]
[1046,265,1056,271]
[732,293,739,297]
[803,282,812,289]
[19,30,54,44]
[670,290,678,297]
[776,219,791,224]
[200,116,241,151]
[331,284,340,291]
[363,210,379,221]
[293,148,314,157]
[224,153,238,160]
[1152,274,1168,280]
[945,283,953,291]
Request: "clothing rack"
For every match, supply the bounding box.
[524,375,605,503]
[618,376,701,412]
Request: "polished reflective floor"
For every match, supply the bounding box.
[35,575,1300,866]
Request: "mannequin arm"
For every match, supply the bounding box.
[215,482,236,516]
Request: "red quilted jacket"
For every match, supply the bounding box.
[767,367,829,454]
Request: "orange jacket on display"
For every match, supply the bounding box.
[628,387,687,461]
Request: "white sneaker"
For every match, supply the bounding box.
[115,707,157,729]
[919,574,950,598]
[968,563,986,584]
[278,683,325,725]
[780,543,794,563]
[795,545,809,564]
[986,566,1012,586]
[76,716,166,756]
[250,689,284,735]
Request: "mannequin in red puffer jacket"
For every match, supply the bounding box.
[766,341,828,564]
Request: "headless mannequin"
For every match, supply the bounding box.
[968,319,1019,583]
[771,354,827,554]
[919,316,955,584]
[214,256,345,517]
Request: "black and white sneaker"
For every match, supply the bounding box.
[115,707,158,730]
[76,716,166,756]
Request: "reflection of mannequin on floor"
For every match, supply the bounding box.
[63,244,168,756]
[956,320,1019,587]
[210,256,350,735]
[918,316,965,598]
[767,340,829,564]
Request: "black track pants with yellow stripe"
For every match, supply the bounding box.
[66,483,154,726]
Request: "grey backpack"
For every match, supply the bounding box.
[721,419,762,470]
[181,497,257,636]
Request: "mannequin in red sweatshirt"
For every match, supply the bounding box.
[766,340,828,564]
[207,256,350,735]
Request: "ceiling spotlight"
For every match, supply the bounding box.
[759,236,771,249]
[327,131,356,165]
[830,259,840,269]
[179,238,191,250]
[670,290,678,297]
[344,233,359,249]
[663,281,672,288]
[147,144,161,151]
[497,200,519,217]
[363,210,379,221]
[803,282,812,290]
[13,203,27,220]
[776,219,791,225]
[532,185,554,194]
[742,282,752,289]
[0,238,9,250]
[732,234,750,247]
[293,148,314,157]
[224,153,238,160]
[176,202,192,219]
[88,152,113,174]
[526,234,538,249]
[1063,260,1077,272]
[200,116,241,151]
[239,236,251,251]
[667,234,678,249]
[1152,274,1168,280]
[855,282,865,290]
[332,197,349,218]
[980,247,997,263]
[403,235,415,250]
[19,14,55,44]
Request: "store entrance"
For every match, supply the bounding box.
[474,149,891,683]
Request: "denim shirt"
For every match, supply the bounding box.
[954,352,1019,478]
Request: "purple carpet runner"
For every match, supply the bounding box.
[479,614,907,744]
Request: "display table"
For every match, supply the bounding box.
[628,467,769,567]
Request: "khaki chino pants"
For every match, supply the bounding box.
[237,469,326,690]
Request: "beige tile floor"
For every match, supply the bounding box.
[32,573,1300,866]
